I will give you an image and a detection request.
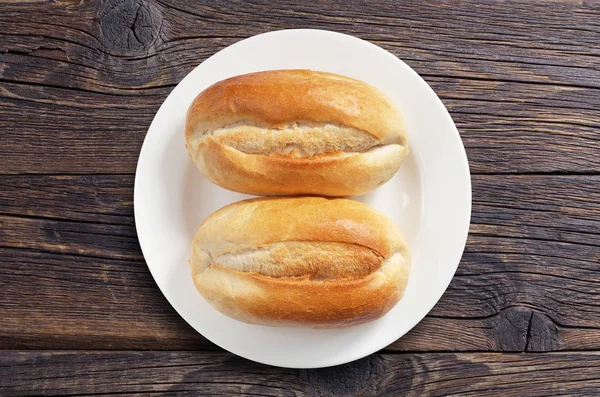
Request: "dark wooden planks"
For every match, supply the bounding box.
[1,0,600,174]
[423,77,600,174]
[1,174,599,351]
[1,351,600,396]
[0,0,598,393]
[0,174,135,225]
[2,0,599,90]
[0,248,205,350]
[0,175,140,260]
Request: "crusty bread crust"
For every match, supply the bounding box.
[190,197,410,328]
[185,70,408,196]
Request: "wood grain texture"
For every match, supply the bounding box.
[1,174,599,351]
[1,0,599,174]
[1,0,600,392]
[2,351,600,396]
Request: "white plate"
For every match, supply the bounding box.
[134,29,471,368]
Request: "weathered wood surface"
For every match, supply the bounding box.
[1,0,600,394]
[1,174,598,351]
[2,351,600,396]
[1,0,599,174]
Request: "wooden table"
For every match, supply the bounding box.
[1,0,599,395]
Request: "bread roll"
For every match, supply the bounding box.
[185,70,408,196]
[190,197,410,328]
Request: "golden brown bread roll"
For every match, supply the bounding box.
[190,197,410,328]
[185,70,408,196]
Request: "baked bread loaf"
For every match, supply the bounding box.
[190,197,410,328]
[185,70,408,196]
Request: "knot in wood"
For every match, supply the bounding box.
[488,306,560,352]
[98,0,163,56]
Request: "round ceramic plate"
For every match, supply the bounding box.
[134,29,471,368]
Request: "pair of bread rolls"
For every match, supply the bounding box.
[186,70,410,328]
